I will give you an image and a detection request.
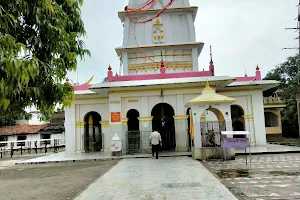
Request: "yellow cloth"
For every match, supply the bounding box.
[189,109,194,140]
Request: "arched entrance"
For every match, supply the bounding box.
[200,107,225,147]
[84,112,102,152]
[127,109,140,131]
[126,109,140,154]
[231,105,245,138]
[151,103,176,151]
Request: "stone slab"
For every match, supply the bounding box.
[75,157,237,200]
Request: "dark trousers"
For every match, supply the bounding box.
[152,144,159,159]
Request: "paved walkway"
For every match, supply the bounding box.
[18,151,192,164]
[235,144,300,154]
[205,153,300,199]
[75,157,237,200]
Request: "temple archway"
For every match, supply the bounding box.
[231,105,245,138]
[200,107,225,147]
[84,111,102,152]
[127,109,140,131]
[151,103,176,151]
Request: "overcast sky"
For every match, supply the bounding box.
[67,0,299,84]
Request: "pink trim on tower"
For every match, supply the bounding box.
[74,84,92,91]
[235,65,261,82]
[107,64,214,82]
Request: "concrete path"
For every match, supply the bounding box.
[18,151,192,164]
[235,144,300,154]
[75,157,237,200]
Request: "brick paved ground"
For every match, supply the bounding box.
[204,153,300,200]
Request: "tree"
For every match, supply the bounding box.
[0,0,90,119]
[263,54,300,137]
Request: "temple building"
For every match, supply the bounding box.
[65,0,279,159]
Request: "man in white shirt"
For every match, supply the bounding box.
[149,130,162,159]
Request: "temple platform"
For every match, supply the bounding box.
[16,144,300,165]
[235,144,300,155]
[17,151,192,165]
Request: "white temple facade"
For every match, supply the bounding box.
[65,0,279,159]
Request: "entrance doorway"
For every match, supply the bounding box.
[84,112,103,152]
[151,103,176,151]
[231,105,245,138]
[127,109,140,154]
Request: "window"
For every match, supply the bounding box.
[17,135,27,140]
[264,112,279,127]
[0,136,8,147]
[17,135,27,146]
[41,134,51,145]
[41,134,51,140]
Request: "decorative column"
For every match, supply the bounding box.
[65,104,76,153]
[121,118,128,152]
[244,114,255,145]
[109,96,123,154]
[75,121,85,152]
[190,106,205,159]
[174,115,188,152]
[138,116,153,152]
[100,120,109,151]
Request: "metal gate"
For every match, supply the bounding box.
[200,121,225,147]
[126,131,141,154]
[83,132,104,152]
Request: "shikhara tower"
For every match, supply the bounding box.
[116,0,203,75]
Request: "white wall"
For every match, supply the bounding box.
[66,87,267,153]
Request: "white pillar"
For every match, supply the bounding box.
[65,104,76,153]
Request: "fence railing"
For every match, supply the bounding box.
[125,131,151,154]
[0,138,65,158]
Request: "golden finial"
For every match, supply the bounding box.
[204,80,212,91]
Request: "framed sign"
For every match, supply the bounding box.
[111,112,121,123]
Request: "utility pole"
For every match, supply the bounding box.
[283,0,300,137]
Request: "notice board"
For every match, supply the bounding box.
[111,112,121,123]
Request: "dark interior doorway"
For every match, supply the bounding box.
[186,108,192,150]
[151,103,176,151]
[127,109,140,131]
[126,109,140,154]
[84,111,102,152]
[231,105,245,138]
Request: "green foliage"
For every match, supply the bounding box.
[0,110,32,126]
[0,0,90,119]
[264,54,300,137]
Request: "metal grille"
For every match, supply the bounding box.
[83,133,104,152]
[200,121,225,147]
[126,131,141,154]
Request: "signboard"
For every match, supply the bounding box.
[111,112,121,123]
[222,138,249,148]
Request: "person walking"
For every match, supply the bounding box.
[149,129,162,159]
